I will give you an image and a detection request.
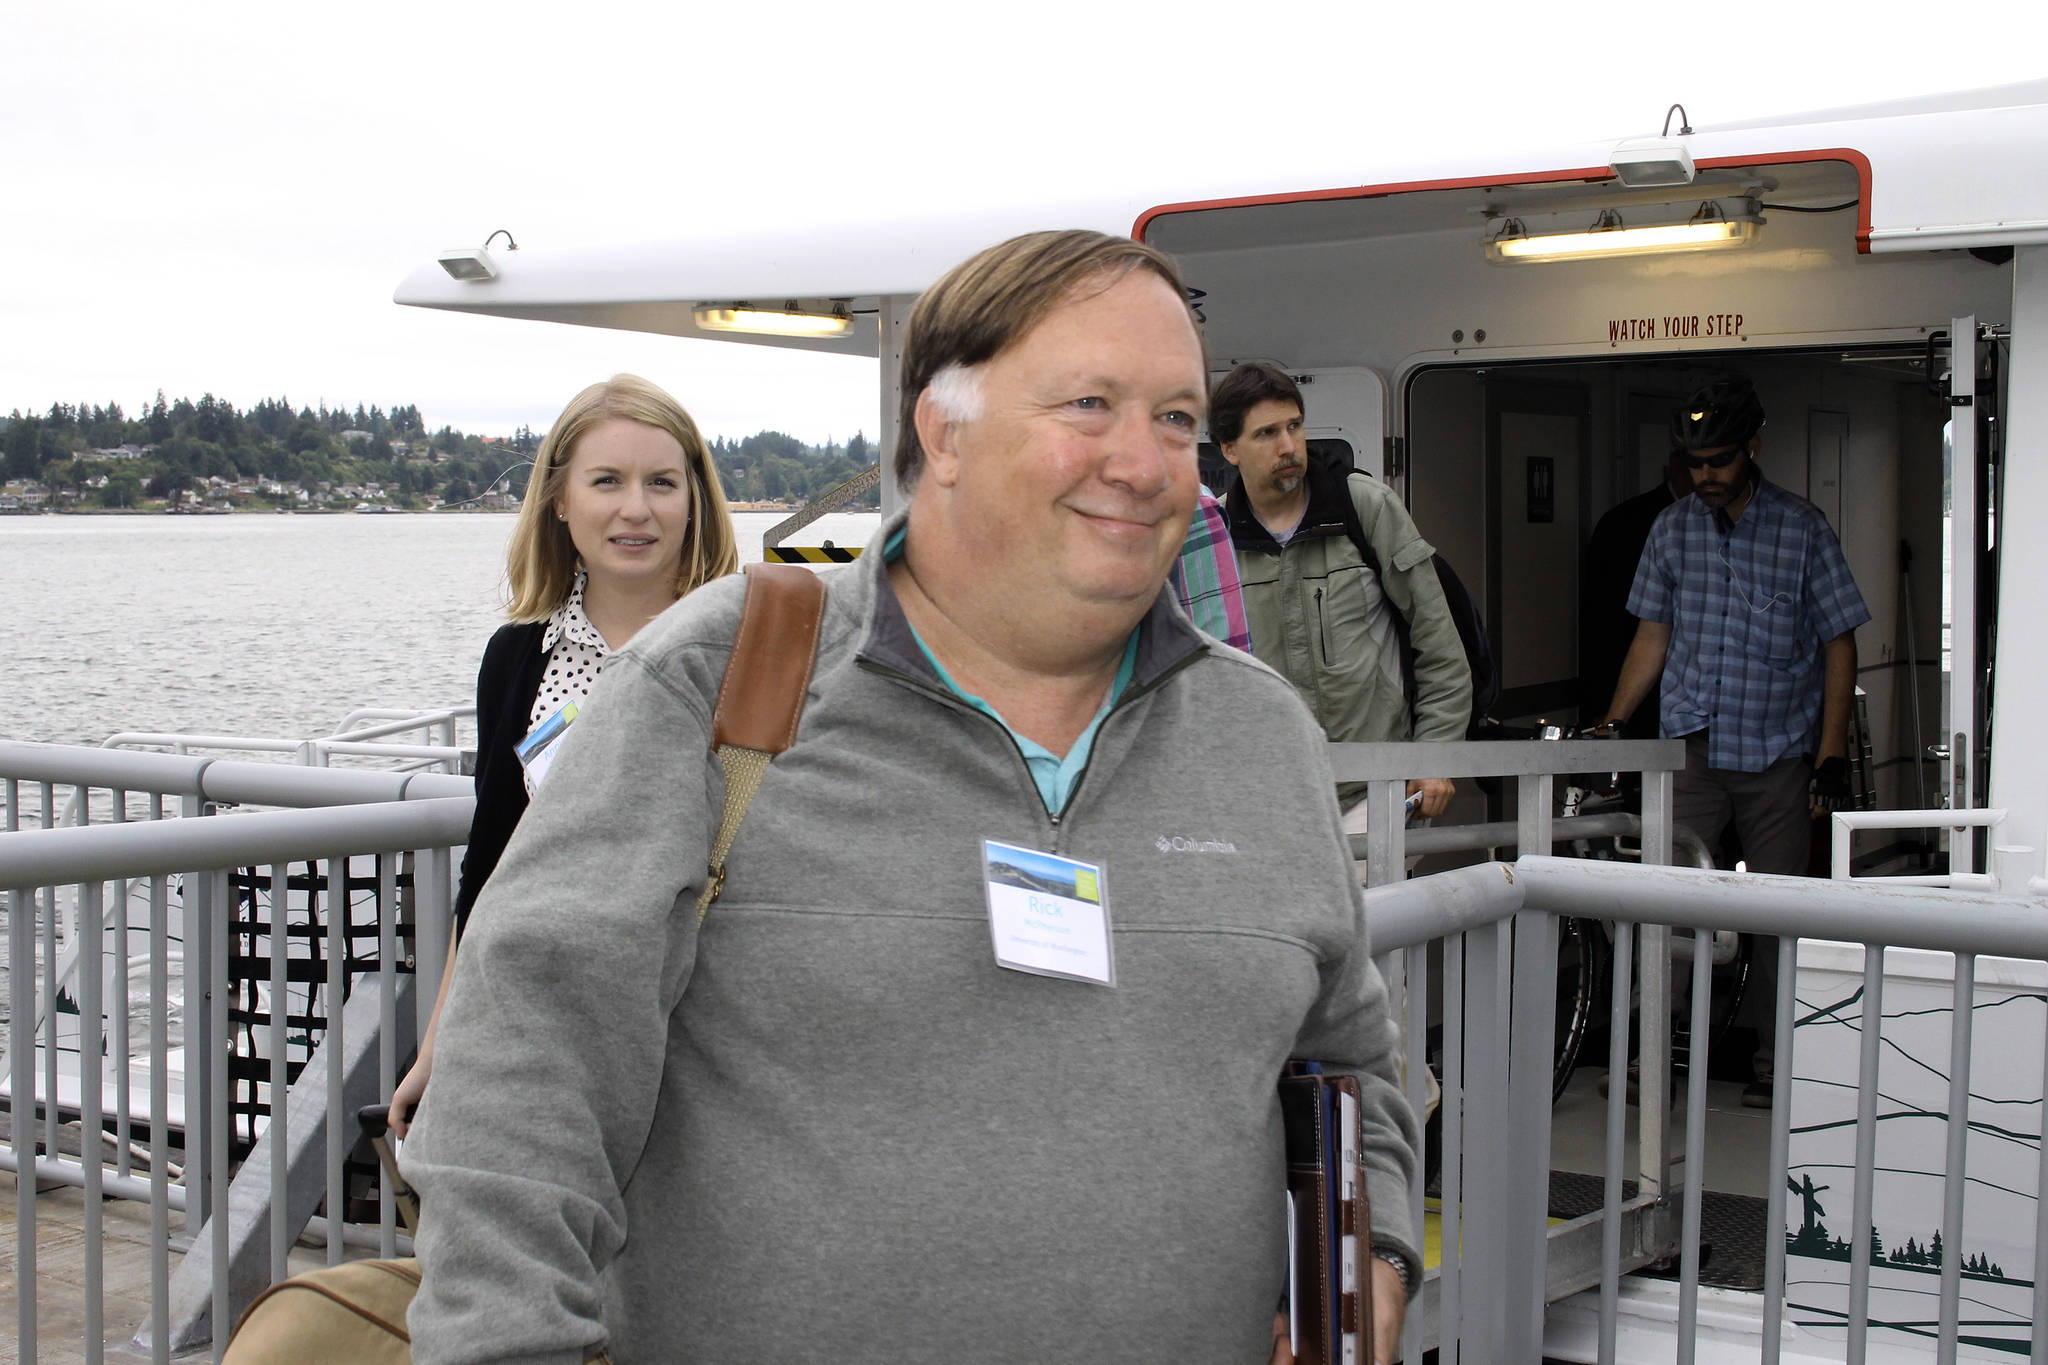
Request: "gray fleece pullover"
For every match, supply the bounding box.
[404,515,1420,1364]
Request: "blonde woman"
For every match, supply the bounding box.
[390,375,737,1134]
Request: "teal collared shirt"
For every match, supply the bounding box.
[885,526,1137,814]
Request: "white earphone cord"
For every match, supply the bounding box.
[1718,543,1792,613]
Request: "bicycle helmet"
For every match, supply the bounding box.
[1670,375,1765,451]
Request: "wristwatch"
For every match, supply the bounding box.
[1371,1243,1416,1295]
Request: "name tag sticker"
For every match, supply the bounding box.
[515,701,579,790]
[982,839,1115,987]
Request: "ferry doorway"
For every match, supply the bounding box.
[1404,344,1991,854]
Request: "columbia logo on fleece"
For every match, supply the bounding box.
[1155,836,1240,854]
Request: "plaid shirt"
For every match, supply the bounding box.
[1627,476,1869,772]
[1170,487,1253,652]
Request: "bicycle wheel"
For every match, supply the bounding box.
[1553,916,1601,1102]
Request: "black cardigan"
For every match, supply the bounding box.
[455,620,550,936]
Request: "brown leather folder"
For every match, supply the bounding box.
[1280,1067,1369,1365]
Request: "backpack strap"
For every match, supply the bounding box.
[694,562,826,923]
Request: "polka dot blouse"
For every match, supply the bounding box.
[525,570,613,795]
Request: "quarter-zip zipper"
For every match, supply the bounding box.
[859,643,1208,852]
[859,658,1065,847]
[1053,647,1205,832]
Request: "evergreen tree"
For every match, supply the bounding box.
[3,416,42,480]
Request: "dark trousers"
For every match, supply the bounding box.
[1671,732,1812,1077]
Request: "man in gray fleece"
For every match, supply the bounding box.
[404,229,1421,1364]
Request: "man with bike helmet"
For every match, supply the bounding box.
[1592,374,1869,1106]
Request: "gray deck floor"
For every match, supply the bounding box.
[3,1172,176,1365]
[1552,1067,1775,1199]
[1,1168,333,1365]
[1552,1067,1775,1292]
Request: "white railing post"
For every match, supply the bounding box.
[148,817,173,1363]
[1440,925,1466,1358]
[1505,770,1557,1356]
[1846,946,1887,1365]
[325,853,347,1268]
[180,795,211,1234]
[80,879,106,1363]
[1638,770,1675,1203]
[209,867,232,1356]
[268,864,291,1283]
[378,853,402,1257]
[1935,952,1975,1363]
[1763,933,1796,1365]
[9,876,38,1361]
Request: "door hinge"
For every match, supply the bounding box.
[1384,435,1406,479]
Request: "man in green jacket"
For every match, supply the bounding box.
[1216,363,1472,823]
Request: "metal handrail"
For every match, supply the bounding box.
[0,740,472,812]
[326,706,473,742]
[1363,855,2048,959]
[762,463,882,549]
[90,703,477,778]
[1829,806,2013,889]
[1327,736,1683,781]
[0,797,475,889]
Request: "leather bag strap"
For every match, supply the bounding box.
[694,562,826,922]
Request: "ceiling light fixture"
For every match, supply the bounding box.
[693,302,855,339]
[1487,201,1761,264]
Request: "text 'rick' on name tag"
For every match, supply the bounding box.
[981,839,1115,987]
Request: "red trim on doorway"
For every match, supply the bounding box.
[1132,147,1877,254]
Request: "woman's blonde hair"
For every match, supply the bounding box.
[505,374,739,621]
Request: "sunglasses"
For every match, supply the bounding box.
[1679,448,1744,471]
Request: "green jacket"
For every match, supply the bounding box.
[1226,466,1472,806]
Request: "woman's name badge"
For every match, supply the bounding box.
[981,839,1115,987]
[515,701,579,790]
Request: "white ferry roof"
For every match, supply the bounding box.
[393,79,2048,357]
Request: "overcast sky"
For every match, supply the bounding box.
[5,4,2041,444]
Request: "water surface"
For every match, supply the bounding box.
[0,510,880,747]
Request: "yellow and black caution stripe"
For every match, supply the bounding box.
[763,545,862,564]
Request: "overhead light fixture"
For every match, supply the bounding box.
[693,303,855,339]
[1609,103,1697,188]
[1487,202,1762,264]
[438,229,518,282]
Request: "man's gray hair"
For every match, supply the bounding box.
[924,363,985,426]
[893,230,1196,488]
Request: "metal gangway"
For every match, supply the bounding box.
[5,735,2047,1363]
